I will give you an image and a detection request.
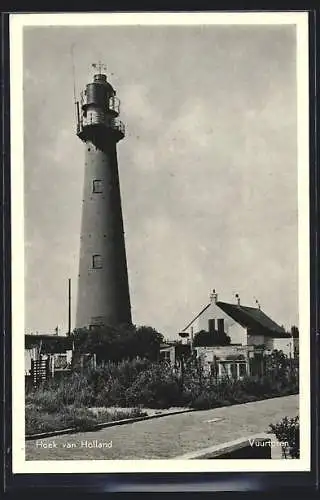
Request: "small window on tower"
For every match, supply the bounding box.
[92,254,102,269]
[89,316,104,330]
[89,324,103,331]
[93,179,103,193]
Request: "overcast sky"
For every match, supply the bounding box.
[23,23,299,337]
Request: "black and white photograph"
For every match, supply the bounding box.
[10,12,310,473]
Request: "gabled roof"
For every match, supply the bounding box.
[182,303,211,332]
[25,334,73,350]
[25,334,69,340]
[216,302,290,338]
[182,300,290,339]
[160,342,175,349]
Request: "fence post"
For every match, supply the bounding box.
[180,355,185,392]
[51,355,55,378]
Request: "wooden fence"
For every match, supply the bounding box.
[31,357,50,387]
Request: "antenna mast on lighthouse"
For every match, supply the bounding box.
[70,44,80,132]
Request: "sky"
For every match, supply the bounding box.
[23,22,299,338]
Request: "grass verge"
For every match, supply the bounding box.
[26,405,147,435]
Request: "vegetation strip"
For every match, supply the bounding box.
[26,353,298,436]
[26,394,295,441]
[25,408,195,440]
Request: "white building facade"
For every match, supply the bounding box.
[181,290,295,374]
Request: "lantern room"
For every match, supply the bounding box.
[75,65,125,143]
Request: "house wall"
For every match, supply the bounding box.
[195,346,250,378]
[25,347,38,375]
[160,346,175,364]
[247,335,293,356]
[184,302,247,346]
[293,337,299,357]
[270,337,293,357]
[247,334,266,346]
[195,345,249,361]
[52,350,73,369]
[25,347,74,376]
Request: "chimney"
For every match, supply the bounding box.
[235,293,240,306]
[209,289,218,303]
[254,298,261,310]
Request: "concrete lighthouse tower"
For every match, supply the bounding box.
[75,63,132,330]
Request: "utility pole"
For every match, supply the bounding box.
[68,278,71,336]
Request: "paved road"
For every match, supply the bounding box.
[25,395,298,460]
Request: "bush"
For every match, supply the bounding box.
[125,363,181,408]
[87,358,153,407]
[192,392,230,410]
[26,372,95,411]
[269,415,299,458]
[25,357,299,426]
[186,372,298,410]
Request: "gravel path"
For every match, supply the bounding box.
[25,395,298,460]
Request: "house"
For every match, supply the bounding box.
[25,333,98,381]
[159,341,191,366]
[25,333,73,377]
[181,290,294,357]
[159,343,176,364]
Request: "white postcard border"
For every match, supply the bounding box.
[10,11,310,474]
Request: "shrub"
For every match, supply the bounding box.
[125,363,181,408]
[269,415,299,458]
[192,392,229,410]
[94,377,126,407]
[86,358,154,407]
[26,356,299,422]
[68,407,99,431]
[177,390,193,407]
[26,372,95,411]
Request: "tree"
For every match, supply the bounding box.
[291,325,299,338]
[264,349,290,379]
[193,329,231,347]
[71,324,164,363]
[135,326,164,360]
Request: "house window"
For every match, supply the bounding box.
[230,363,237,378]
[89,316,104,330]
[89,324,103,331]
[217,318,224,333]
[92,254,102,269]
[239,363,247,377]
[219,362,229,377]
[93,179,103,193]
[160,350,171,362]
[210,362,218,377]
[208,319,215,333]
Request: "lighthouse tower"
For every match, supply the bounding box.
[75,63,132,330]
